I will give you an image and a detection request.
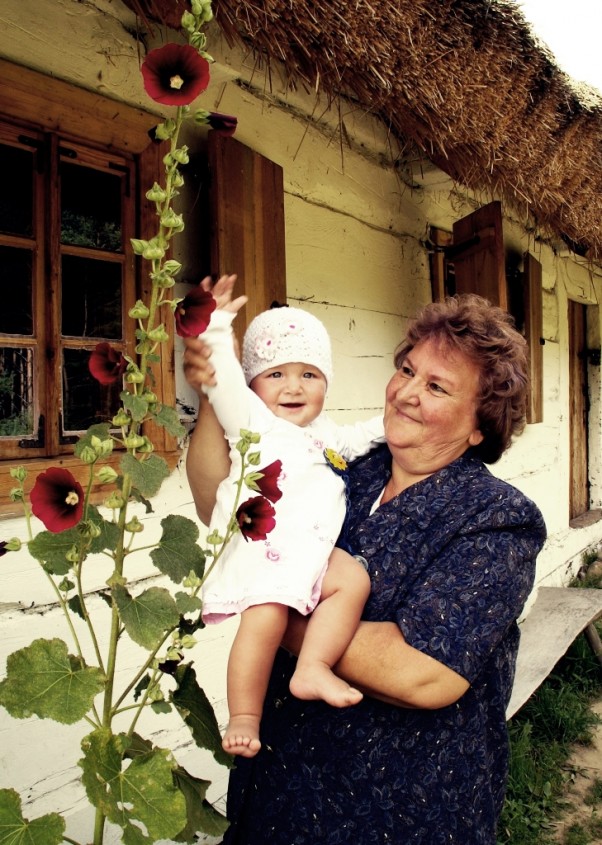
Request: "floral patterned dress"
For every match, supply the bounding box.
[200,310,384,623]
[222,445,547,845]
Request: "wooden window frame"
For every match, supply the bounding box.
[429,202,544,426]
[0,60,176,516]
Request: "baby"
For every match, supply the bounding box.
[199,283,384,757]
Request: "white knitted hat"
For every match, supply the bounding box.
[242,306,333,385]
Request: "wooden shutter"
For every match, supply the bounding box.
[568,301,589,520]
[523,253,544,424]
[452,201,507,308]
[208,134,287,345]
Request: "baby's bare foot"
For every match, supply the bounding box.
[290,662,363,707]
[223,714,261,757]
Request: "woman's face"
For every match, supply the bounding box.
[384,338,484,473]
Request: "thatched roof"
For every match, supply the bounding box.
[125,0,602,264]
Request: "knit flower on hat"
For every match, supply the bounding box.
[254,333,278,361]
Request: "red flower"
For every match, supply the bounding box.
[0,541,7,557]
[236,496,276,542]
[255,460,283,503]
[30,468,84,533]
[141,44,210,106]
[174,286,216,338]
[89,343,127,386]
[207,112,238,135]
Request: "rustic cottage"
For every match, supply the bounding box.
[1,0,602,839]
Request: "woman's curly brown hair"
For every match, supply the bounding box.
[394,295,529,464]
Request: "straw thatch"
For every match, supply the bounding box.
[125,0,602,264]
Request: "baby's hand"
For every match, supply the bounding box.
[201,273,248,314]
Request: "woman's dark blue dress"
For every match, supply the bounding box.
[223,445,546,844]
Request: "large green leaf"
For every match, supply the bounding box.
[121,392,149,422]
[27,530,79,575]
[112,585,180,650]
[0,639,104,724]
[0,789,65,845]
[150,515,205,584]
[150,404,185,437]
[80,729,187,845]
[87,505,121,554]
[171,664,231,767]
[74,424,111,459]
[172,767,229,841]
[120,454,170,498]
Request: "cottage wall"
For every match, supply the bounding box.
[1,0,602,839]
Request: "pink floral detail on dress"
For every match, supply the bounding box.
[265,547,281,562]
[313,439,325,450]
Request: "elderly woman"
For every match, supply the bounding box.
[183,289,546,845]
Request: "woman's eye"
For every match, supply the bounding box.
[400,365,413,378]
[429,382,446,394]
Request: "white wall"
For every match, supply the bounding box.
[1,0,602,838]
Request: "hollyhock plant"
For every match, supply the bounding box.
[88,342,127,386]
[251,460,283,503]
[30,467,84,532]
[141,43,210,106]
[236,496,277,541]
[0,3,251,843]
[174,285,216,337]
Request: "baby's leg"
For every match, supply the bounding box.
[224,602,288,757]
[289,548,370,707]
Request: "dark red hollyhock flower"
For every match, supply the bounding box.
[174,286,216,338]
[207,112,238,136]
[255,460,283,503]
[0,541,7,557]
[142,43,210,106]
[236,496,276,542]
[30,467,84,533]
[89,343,127,386]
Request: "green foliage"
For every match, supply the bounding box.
[0,789,65,845]
[498,608,602,845]
[0,639,105,723]
[171,663,232,768]
[112,585,180,650]
[120,453,170,498]
[79,729,187,844]
[151,514,206,583]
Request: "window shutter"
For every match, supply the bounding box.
[523,252,544,424]
[208,134,287,344]
[452,201,507,308]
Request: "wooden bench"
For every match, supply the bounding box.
[507,586,602,719]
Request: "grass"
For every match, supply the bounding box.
[497,563,602,845]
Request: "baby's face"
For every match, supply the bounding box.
[250,362,327,426]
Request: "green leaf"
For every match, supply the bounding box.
[79,729,187,844]
[67,594,85,620]
[28,529,78,575]
[112,585,179,650]
[175,592,202,615]
[122,392,150,423]
[88,505,121,554]
[172,767,229,841]
[151,404,186,437]
[0,639,104,724]
[0,788,65,845]
[121,454,170,498]
[75,424,112,459]
[150,515,206,584]
[172,663,231,767]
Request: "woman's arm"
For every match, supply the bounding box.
[283,613,469,709]
[183,335,230,524]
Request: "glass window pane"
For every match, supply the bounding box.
[61,161,123,251]
[0,347,34,436]
[62,348,122,432]
[0,246,33,335]
[61,255,122,339]
[0,143,33,238]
